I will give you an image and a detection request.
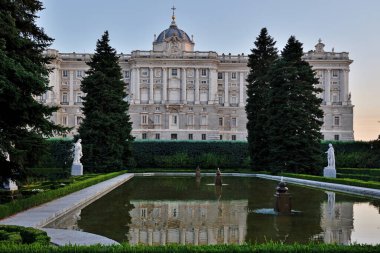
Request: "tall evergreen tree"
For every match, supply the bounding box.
[266,36,324,174]
[78,31,134,172]
[245,28,278,170]
[0,0,66,179]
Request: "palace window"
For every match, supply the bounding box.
[62,92,68,103]
[155,133,160,140]
[62,115,68,126]
[142,133,147,139]
[231,117,237,127]
[124,70,130,78]
[76,70,83,78]
[218,72,223,79]
[172,115,178,125]
[219,117,223,126]
[201,68,207,77]
[155,107,160,111]
[62,70,68,77]
[232,135,237,141]
[334,135,340,141]
[187,115,194,125]
[76,92,82,103]
[334,116,340,126]
[201,80,207,84]
[231,72,237,79]
[201,115,207,125]
[141,68,149,77]
[76,116,83,125]
[171,134,177,140]
[231,96,237,104]
[172,68,178,76]
[188,133,193,140]
[141,115,148,125]
[154,115,161,124]
[220,135,223,140]
[202,134,206,140]
[332,70,339,78]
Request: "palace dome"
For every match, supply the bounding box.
[155,17,192,43]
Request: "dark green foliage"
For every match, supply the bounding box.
[0,225,49,245]
[0,171,125,219]
[246,28,278,171]
[0,243,379,252]
[78,31,134,172]
[0,0,67,180]
[266,36,324,174]
[132,141,249,169]
[33,139,380,170]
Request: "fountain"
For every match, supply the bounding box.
[274,178,292,214]
[215,168,222,186]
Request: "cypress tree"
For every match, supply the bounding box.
[245,28,278,170]
[267,36,324,174]
[78,31,134,172]
[0,0,67,179]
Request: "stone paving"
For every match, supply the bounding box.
[0,173,134,245]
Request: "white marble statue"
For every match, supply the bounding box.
[324,143,336,178]
[73,139,83,165]
[2,150,18,191]
[326,143,335,169]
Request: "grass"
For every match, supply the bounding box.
[0,171,127,219]
[0,242,379,252]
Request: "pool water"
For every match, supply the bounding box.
[46,176,380,245]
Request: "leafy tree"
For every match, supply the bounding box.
[0,0,67,180]
[245,28,278,170]
[266,36,324,174]
[78,31,134,172]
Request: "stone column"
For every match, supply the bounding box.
[130,68,135,104]
[195,68,200,104]
[162,67,167,103]
[194,228,199,245]
[161,230,166,245]
[239,72,244,107]
[148,228,153,245]
[69,70,74,105]
[135,68,140,104]
[344,69,349,104]
[223,226,228,244]
[325,69,331,105]
[181,228,186,245]
[224,72,229,107]
[149,67,154,104]
[208,68,217,104]
[182,68,187,104]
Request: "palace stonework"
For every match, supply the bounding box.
[43,14,354,141]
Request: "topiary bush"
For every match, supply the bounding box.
[0,225,49,245]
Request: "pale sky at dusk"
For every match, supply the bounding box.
[37,0,380,141]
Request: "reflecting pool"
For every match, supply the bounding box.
[45,176,380,245]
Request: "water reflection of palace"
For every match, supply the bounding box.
[128,200,248,245]
[314,192,354,245]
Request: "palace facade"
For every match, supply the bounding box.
[43,13,354,141]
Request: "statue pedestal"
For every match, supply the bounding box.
[3,179,18,191]
[274,193,292,214]
[323,166,336,178]
[71,163,83,176]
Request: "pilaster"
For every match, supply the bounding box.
[195,68,200,104]
[224,72,229,107]
[149,67,154,104]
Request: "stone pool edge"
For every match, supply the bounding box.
[0,173,134,246]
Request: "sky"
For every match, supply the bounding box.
[36,0,380,141]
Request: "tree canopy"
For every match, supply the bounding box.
[78,31,134,172]
[0,0,67,179]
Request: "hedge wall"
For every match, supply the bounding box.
[33,139,380,170]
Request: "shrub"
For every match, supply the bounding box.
[0,225,49,245]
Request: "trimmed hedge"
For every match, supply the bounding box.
[35,139,380,170]
[0,171,126,219]
[0,225,49,245]
[0,243,379,252]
